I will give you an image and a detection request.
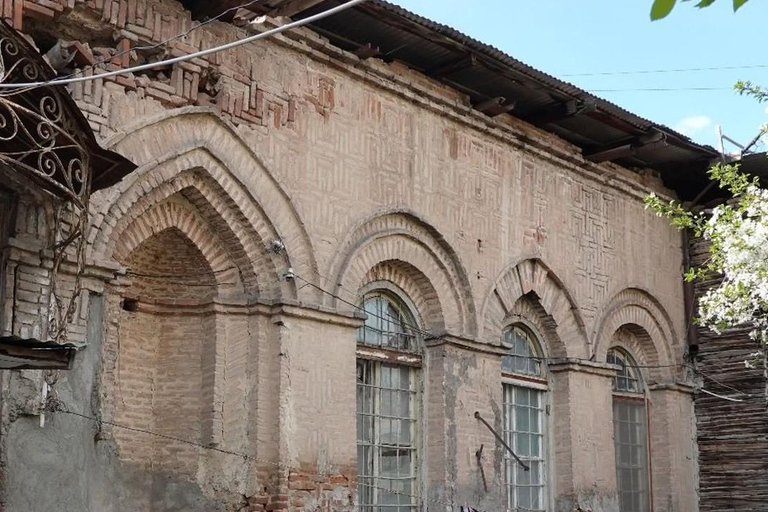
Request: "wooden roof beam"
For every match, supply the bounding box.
[526,99,596,126]
[585,129,664,163]
[353,43,381,59]
[473,96,516,117]
[269,0,328,17]
[426,53,477,78]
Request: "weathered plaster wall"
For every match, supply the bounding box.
[0,1,699,511]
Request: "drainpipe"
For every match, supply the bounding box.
[681,229,700,357]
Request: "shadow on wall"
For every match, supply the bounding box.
[4,293,229,512]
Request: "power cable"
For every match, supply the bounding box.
[0,0,368,90]
[50,406,507,512]
[291,272,708,372]
[590,86,731,93]
[0,0,264,99]
[563,63,768,78]
[292,273,436,339]
[40,1,260,88]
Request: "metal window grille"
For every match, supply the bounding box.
[613,399,649,512]
[503,384,546,512]
[357,359,419,511]
[502,326,542,377]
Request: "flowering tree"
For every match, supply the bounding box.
[645,163,768,387]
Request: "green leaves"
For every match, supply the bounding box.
[651,0,677,20]
[651,0,749,20]
[734,0,749,11]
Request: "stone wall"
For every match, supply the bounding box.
[0,1,698,511]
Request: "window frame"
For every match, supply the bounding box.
[500,322,551,512]
[608,347,652,512]
[356,284,423,512]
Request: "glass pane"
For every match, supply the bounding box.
[517,433,531,457]
[399,419,411,445]
[502,326,543,377]
[608,348,644,394]
[503,383,547,512]
[515,406,530,433]
[531,434,542,458]
[613,399,649,512]
[356,360,418,510]
[357,294,419,353]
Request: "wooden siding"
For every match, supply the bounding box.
[691,236,768,511]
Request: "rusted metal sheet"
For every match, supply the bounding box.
[0,336,77,369]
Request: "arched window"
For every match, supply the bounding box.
[608,348,649,512]
[501,324,548,512]
[356,290,421,511]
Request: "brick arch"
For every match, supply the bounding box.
[94,167,283,299]
[328,210,476,337]
[609,325,663,383]
[115,196,244,295]
[505,294,559,360]
[95,107,317,301]
[481,258,589,358]
[361,260,441,333]
[593,288,679,379]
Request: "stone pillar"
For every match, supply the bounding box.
[423,335,507,511]
[648,383,697,512]
[549,360,619,512]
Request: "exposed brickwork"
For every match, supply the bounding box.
[114,227,215,475]
[0,1,699,511]
[482,258,588,358]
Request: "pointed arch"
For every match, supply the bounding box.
[593,287,680,380]
[91,107,317,301]
[95,168,280,299]
[481,258,588,358]
[115,196,245,296]
[327,209,476,337]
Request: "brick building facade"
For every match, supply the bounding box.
[0,1,712,511]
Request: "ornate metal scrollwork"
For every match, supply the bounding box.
[0,28,91,207]
[0,21,135,345]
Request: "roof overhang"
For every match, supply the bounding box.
[196,0,718,200]
[0,336,77,370]
[0,20,135,206]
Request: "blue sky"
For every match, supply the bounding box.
[394,0,768,152]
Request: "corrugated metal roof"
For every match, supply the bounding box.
[0,336,77,370]
[237,0,719,198]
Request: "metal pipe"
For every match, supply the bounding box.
[474,411,529,471]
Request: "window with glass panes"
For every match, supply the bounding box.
[608,348,649,512]
[502,325,547,512]
[356,291,420,511]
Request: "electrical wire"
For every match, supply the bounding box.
[0,0,368,90]
[51,406,506,512]
[563,63,768,78]
[531,355,686,370]
[699,388,744,402]
[11,0,262,97]
[590,86,732,93]
[0,0,264,99]
[292,273,436,339]
[291,272,708,372]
